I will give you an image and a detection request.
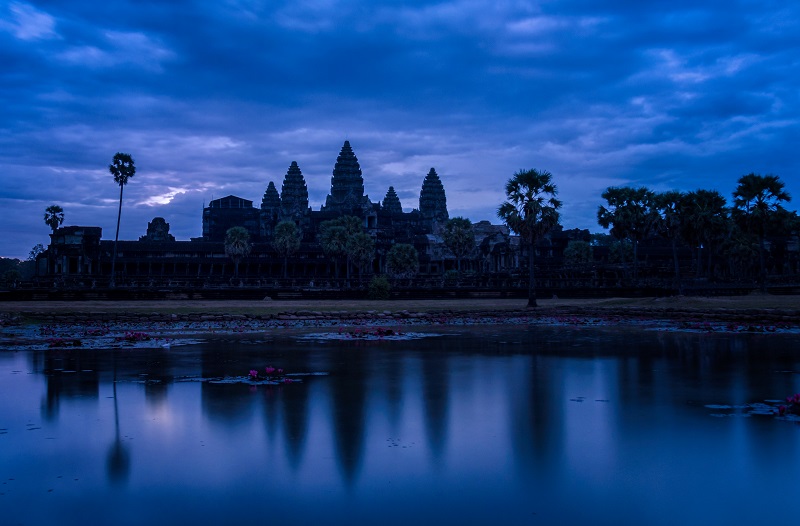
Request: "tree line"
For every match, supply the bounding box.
[30,152,798,305]
[500,169,797,306]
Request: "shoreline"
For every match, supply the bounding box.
[2,295,799,326]
[2,295,799,352]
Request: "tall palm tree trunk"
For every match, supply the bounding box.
[759,235,767,293]
[527,241,537,308]
[671,239,682,295]
[110,184,123,287]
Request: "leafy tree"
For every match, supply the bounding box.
[272,220,301,278]
[44,205,64,233]
[733,173,791,290]
[563,240,592,267]
[0,258,22,288]
[680,189,728,277]
[767,208,800,275]
[720,223,759,280]
[386,243,419,280]
[368,275,391,300]
[584,233,634,265]
[497,169,561,308]
[29,244,45,261]
[318,224,347,277]
[0,258,20,276]
[597,186,657,280]
[441,217,475,272]
[347,232,376,284]
[2,269,22,288]
[224,226,251,278]
[318,215,362,279]
[108,153,136,286]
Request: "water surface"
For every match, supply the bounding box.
[1,325,799,525]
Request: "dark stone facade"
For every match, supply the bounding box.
[139,217,175,242]
[322,141,371,215]
[42,140,516,283]
[259,181,281,240]
[201,141,450,246]
[202,195,260,242]
[280,161,310,222]
[382,186,403,214]
[419,168,449,224]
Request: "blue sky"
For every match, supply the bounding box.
[2,0,798,259]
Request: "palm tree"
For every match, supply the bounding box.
[347,232,376,284]
[44,205,64,233]
[497,169,562,308]
[654,191,685,293]
[224,226,252,278]
[386,243,419,283]
[733,173,791,291]
[597,186,657,280]
[680,189,728,277]
[272,220,301,278]
[318,215,362,279]
[441,217,475,272]
[108,153,136,287]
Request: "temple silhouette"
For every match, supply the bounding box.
[38,140,589,292]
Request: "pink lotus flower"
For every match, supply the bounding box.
[779,405,787,416]
[277,368,284,374]
[283,378,293,384]
[249,370,258,379]
[265,366,276,375]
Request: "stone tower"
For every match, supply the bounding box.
[382,186,403,214]
[323,140,366,214]
[419,168,449,223]
[261,181,281,212]
[139,217,175,242]
[280,161,309,222]
[260,181,281,239]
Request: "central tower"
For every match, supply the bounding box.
[323,140,367,214]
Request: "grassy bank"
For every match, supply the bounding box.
[1,295,798,317]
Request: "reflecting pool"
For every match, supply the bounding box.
[1,325,799,525]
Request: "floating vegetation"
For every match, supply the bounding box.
[668,321,794,334]
[705,394,800,422]
[116,331,151,342]
[3,310,800,353]
[178,371,328,385]
[297,328,443,342]
[47,337,82,348]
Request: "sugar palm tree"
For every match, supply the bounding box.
[348,232,376,284]
[497,169,561,308]
[44,205,64,233]
[386,243,419,283]
[733,173,791,291]
[597,186,657,280]
[319,215,362,279]
[680,189,728,277]
[272,220,301,278]
[108,153,136,287]
[224,226,252,278]
[441,217,475,272]
[653,191,685,293]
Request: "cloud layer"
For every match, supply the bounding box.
[2,0,798,258]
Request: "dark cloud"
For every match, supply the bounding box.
[1,0,798,258]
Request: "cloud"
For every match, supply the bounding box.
[0,0,798,259]
[2,1,58,40]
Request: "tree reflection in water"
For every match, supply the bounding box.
[5,327,800,526]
